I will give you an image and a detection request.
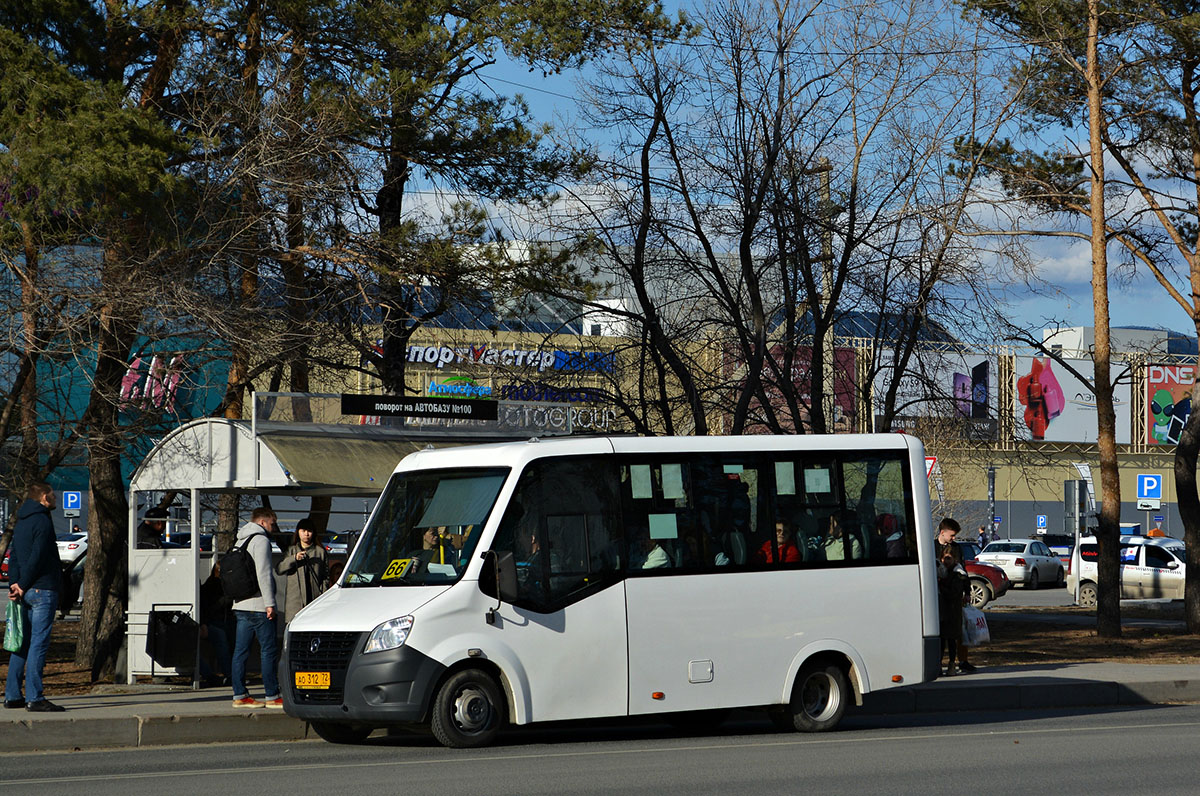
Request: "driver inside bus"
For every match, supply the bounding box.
[421,527,458,567]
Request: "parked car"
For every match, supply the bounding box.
[56,532,88,564]
[955,540,1012,608]
[976,538,1064,589]
[1066,534,1186,607]
[322,530,359,559]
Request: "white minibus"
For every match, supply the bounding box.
[281,434,941,747]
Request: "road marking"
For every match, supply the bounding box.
[8,718,1200,784]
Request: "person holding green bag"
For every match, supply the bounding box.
[5,482,66,712]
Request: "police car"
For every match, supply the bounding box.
[1066,534,1186,607]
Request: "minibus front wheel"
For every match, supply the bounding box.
[430,668,507,748]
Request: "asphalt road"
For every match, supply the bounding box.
[990,583,1076,608]
[4,704,1198,795]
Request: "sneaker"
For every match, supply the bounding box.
[4,699,26,709]
[232,696,263,709]
[26,699,65,713]
[958,662,977,673]
[943,665,957,677]
[262,697,284,709]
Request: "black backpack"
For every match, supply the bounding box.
[221,531,266,601]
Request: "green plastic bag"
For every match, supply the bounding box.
[3,600,26,652]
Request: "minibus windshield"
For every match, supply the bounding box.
[343,467,508,587]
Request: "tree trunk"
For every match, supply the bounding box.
[74,283,138,678]
[1085,0,1121,637]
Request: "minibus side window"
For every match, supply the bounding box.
[490,458,622,612]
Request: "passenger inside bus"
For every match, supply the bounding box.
[756,520,802,564]
[823,511,863,561]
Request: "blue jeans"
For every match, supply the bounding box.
[5,589,58,703]
[231,610,279,699]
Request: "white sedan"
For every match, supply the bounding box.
[56,532,88,565]
[975,538,1064,589]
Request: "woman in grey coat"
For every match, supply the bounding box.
[275,517,329,624]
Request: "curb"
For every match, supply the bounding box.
[0,713,309,753]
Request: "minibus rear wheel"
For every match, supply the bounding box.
[787,660,848,732]
[430,668,507,748]
[311,721,373,744]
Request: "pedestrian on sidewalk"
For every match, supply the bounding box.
[230,507,282,709]
[5,481,66,712]
[935,517,968,676]
[275,517,329,625]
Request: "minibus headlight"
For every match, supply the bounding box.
[364,615,414,654]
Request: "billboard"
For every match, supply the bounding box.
[1146,364,1195,445]
[733,345,858,433]
[872,350,996,439]
[1014,357,1130,444]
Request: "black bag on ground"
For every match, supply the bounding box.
[145,610,198,669]
[221,532,265,601]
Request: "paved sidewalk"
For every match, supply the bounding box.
[2,662,1199,753]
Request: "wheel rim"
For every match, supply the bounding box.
[1080,586,1097,608]
[451,686,494,735]
[970,581,988,606]
[800,671,839,722]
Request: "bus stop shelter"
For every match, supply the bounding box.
[125,417,426,683]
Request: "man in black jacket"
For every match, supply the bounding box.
[5,482,66,712]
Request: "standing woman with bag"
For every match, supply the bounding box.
[275,517,329,624]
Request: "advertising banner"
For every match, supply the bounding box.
[1146,363,1195,445]
[873,350,993,419]
[1013,357,1130,444]
[738,345,857,433]
[872,350,996,439]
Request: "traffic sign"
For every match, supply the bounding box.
[993,515,1002,525]
[1137,474,1163,500]
[925,456,937,478]
[62,490,82,518]
[1154,515,1165,523]
[1036,514,1047,529]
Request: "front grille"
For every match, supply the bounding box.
[288,631,361,704]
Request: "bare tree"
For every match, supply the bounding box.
[547,0,1016,439]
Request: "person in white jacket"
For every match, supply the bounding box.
[230,507,281,709]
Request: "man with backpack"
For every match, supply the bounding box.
[227,507,281,709]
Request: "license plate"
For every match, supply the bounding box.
[295,671,331,689]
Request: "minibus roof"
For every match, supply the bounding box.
[391,433,919,476]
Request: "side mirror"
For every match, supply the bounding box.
[479,550,519,604]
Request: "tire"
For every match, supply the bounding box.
[1078,582,1099,609]
[783,661,849,733]
[968,578,992,609]
[310,721,373,744]
[1027,569,1039,589]
[1055,568,1065,588]
[430,668,506,749]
